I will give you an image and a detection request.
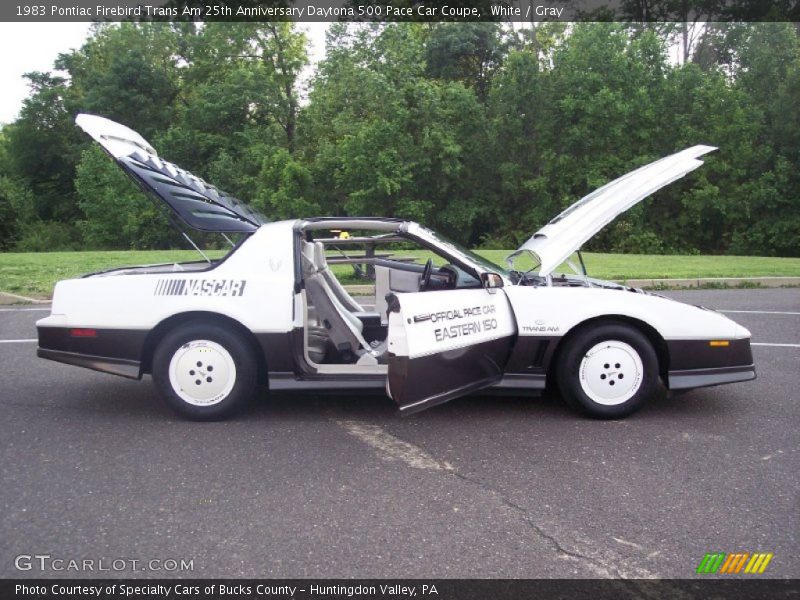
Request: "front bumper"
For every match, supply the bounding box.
[668,364,756,390]
[666,337,756,390]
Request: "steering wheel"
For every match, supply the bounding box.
[421,258,433,290]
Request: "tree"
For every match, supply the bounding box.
[425,23,505,100]
[0,177,22,250]
[75,146,178,249]
[300,23,492,242]
[59,23,180,139]
[160,22,307,208]
[4,72,83,224]
[1,21,797,257]
[692,23,800,255]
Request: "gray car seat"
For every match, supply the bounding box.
[313,241,364,313]
[301,241,382,365]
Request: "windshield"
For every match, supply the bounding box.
[409,224,509,276]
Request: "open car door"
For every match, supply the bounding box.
[386,288,517,414]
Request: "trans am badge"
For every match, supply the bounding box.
[154,279,247,297]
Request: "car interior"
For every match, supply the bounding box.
[297,223,481,370]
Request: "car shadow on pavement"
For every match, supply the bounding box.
[38,374,740,424]
[252,388,570,422]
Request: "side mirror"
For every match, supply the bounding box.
[480,272,504,290]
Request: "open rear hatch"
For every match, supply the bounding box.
[75,113,265,233]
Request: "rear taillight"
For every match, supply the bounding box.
[70,328,97,338]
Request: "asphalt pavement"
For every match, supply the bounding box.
[0,289,797,579]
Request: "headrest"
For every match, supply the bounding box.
[300,241,317,275]
[313,241,328,269]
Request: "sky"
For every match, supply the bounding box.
[0,22,329,125]
[0,23,92,124]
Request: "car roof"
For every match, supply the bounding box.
[299,217,410,232]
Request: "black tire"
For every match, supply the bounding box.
[556,322,659,419]
[152,321,257,420]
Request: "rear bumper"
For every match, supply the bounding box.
[668,364,756,390]
[37,325,147,379]
[37,347,141,379]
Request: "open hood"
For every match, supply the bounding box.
[75,114,265,233]
[507,145,716,277]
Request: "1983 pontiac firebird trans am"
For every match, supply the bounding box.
[37,115,756,420]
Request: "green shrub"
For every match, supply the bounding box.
[14,221,82,252]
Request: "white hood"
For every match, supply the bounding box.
[508,145,716,276]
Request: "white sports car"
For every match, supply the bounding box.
[36,114,756,419]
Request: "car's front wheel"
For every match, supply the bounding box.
[152,322,257,420]
[556,323,659,419]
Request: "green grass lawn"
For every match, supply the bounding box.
[1,249,799,298]
[0,250,227,297]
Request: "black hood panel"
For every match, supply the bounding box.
[76,113,265,233]
[119,153,263,233]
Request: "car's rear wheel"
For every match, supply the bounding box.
[556,323,658,419]
[152,322,257,420]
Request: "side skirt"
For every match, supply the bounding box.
[494,373,546,394]
[267,372,545,395]
[268,372,385,393]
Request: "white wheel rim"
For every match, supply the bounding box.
[168,340,236,407]
[578,340,643,406]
